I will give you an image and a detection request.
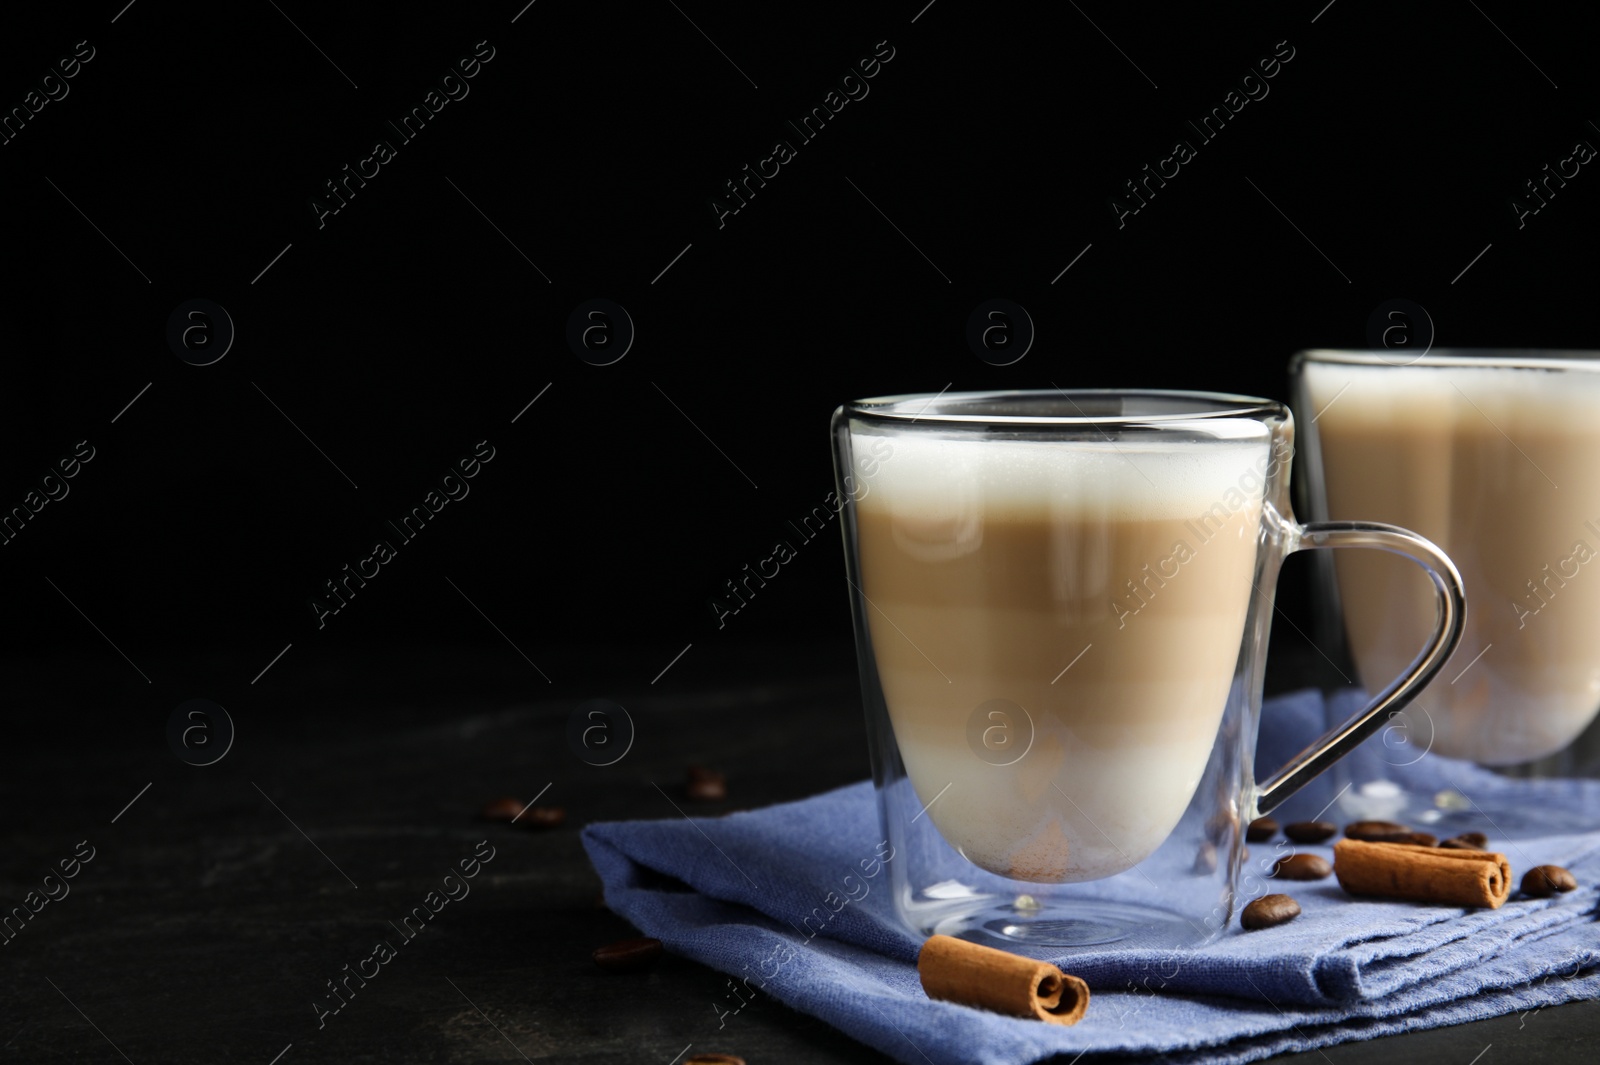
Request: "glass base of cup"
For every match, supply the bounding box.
[927,897,1213,949]
[1406,795,1599,839]
[1331,776,1600,839]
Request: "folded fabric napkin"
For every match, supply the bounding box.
[582,690,1600,1064]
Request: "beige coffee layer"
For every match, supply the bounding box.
[858,497,1261,882]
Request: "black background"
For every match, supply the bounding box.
[3,2,1599,1060]
[3,0,1597,694]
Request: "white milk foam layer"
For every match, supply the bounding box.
[1303,361,1600,427]
[859,426,1274,519]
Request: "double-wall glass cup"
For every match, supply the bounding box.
[1292,350,1600,834]
[831,391,1465,948]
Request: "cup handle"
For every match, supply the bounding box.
[1253,520,1466,816]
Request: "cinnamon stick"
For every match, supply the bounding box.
[1333,839,1511,908]
[917,934,1089,1025]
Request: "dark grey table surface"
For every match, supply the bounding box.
[3,642,1594,1063]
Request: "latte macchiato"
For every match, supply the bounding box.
[856,429,1269,882]
[1304,360,1600,765]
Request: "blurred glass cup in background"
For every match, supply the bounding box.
[1292,350,1600,833]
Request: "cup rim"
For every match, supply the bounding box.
[841,388,1284,427]
[1294,348,1600,371]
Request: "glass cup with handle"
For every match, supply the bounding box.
[831,389,1465,947]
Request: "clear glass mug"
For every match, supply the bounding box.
[1292,350,1600,833]
[830,390,1465,948]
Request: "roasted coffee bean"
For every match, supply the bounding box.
[479,796,523,821]
[687,777,726,800]
[1440,832,1489,850]
[1522,865,1578,897]
[522,805,566,828]
[1246,817,1279,843]
[685,1056,746,1065]
[687,767,727,801]
[1344,820,1412,842]
[592,936,664,972]
[1284,820,1337,844]
[1395,831,1437,847]
[1242,894,1301,930]
[1272,854,1332,880]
